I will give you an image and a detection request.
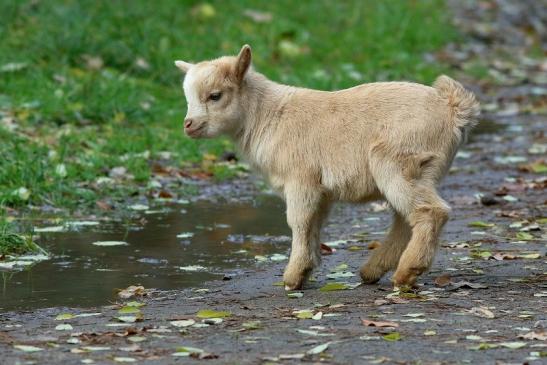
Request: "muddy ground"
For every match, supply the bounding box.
[1,1,546,364]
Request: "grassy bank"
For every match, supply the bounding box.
[0,0,457,213]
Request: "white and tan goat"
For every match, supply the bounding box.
[175,45,479,290]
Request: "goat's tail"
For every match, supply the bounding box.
[433,75,480,133]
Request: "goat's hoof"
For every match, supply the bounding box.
[359,263,385,284]
[392,266,425,288]
[283,267,310,291]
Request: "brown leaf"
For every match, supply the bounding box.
[434,274,452,287]
[117,285,146,299]
[362,319,399,328]
[518,331,547,341]
[320,243,333,255]
[493,252,517,260]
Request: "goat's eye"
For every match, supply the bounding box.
[209,92,222,101]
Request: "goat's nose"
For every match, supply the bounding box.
[184,118,193,129]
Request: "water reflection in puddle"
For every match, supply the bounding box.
[1,195,289,311]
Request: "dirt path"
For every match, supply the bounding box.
[1,1,546,364]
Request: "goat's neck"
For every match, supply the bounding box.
[234,71,294,159]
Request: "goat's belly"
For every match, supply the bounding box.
[321,168,379,202]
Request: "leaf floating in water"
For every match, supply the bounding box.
[66,221,100,227]
[34,226,66,233]
[196,309,231,319]
[92,241,129,247]
[176,232,194,239]
[179,265,206,272]
[117,285,146,299]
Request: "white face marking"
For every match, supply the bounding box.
[183,66,213,119]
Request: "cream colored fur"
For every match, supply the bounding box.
[175,45,480,290]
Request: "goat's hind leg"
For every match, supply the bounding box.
[367,144,448,287]
[392,187,449,287]
[360,212,411,283]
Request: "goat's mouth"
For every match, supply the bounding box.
[185,123,207,138]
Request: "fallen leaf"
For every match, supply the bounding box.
[319,282,350,292]
[320,243,334,255]
[196,309,231,319]
[179,265,206,272]
[55,313,75,320]
[242,321,262,330]
[14,345,42,352]
[519,253,541,259]
[294,310,314,319]
[468,306,495,319]
[362,319,399,328]
[493,253,517,260]
[118,306,141,314]
[326,271,354,279]
[287,292,303,298]
[306,342,330,355]
[516,232,534,241]
[114,357,136,363]
[115,314,143,323]
[55,324,73,331]
[519,331,547,341]
[434,274,452,287]
[118,285,146,299]
[170,319,195,328]
[92,241,128,247]
[499,342,527,349]
[468,221,494,228]
[382,332,401,341]
[172,346,204,357]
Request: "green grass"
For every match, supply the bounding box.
[0,218,46,256]
[0,0,457,210]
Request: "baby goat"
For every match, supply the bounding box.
[175,45,479,290]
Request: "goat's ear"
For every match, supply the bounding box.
[174,60,193,73]
[235,44,252,82]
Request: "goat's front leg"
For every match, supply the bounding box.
[283,183,327,291]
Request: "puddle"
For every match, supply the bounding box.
[1,195,290,312]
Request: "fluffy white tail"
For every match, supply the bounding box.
[433,75,480,132]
